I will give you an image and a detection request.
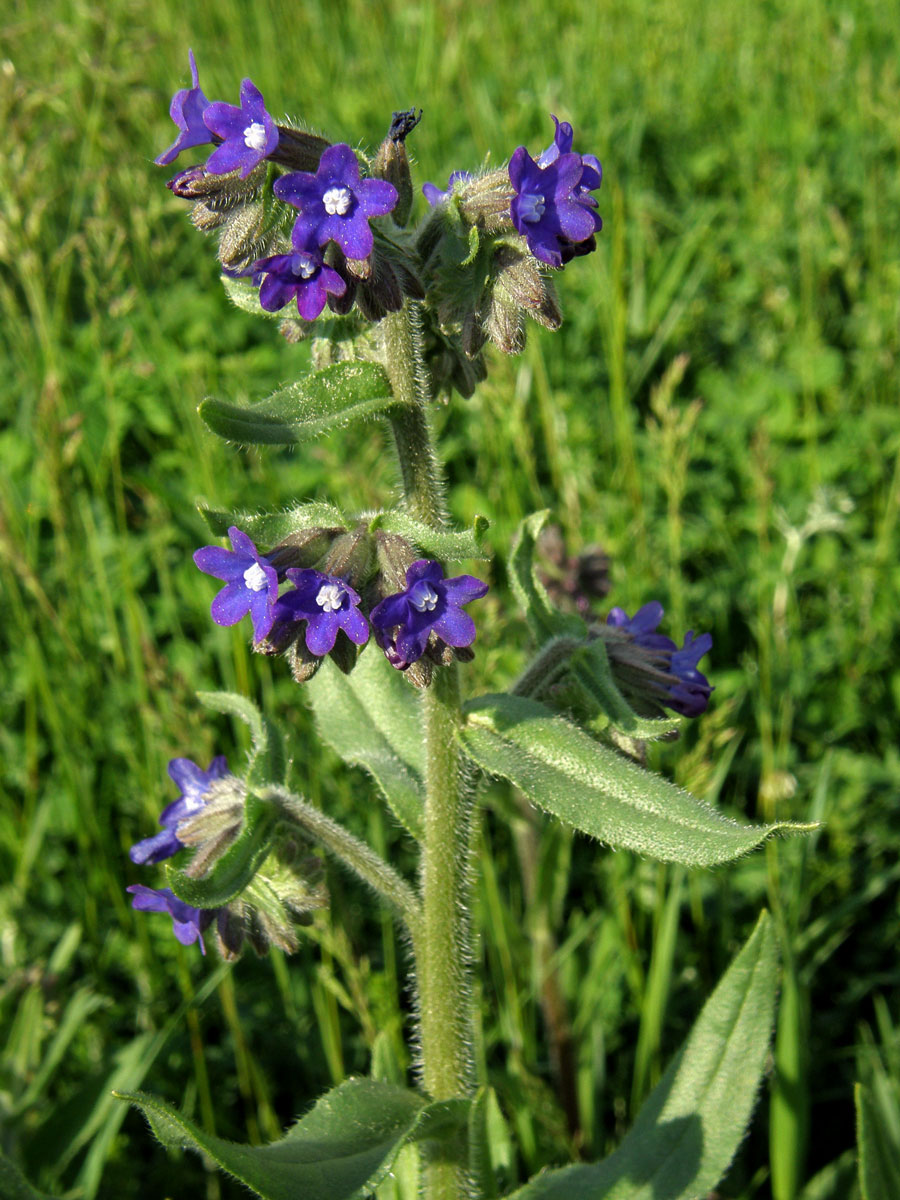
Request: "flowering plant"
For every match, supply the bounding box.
[119,53,812,1200]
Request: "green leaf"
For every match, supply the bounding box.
[460,694,815,866]
[509,511,587,643]
[306,652,425,840]
[509,912,778,1200]
[117,1078,467,1200]
[196,690,286,787]
[199,502,349,545]
[199,362,399,444]
[566,639,684,740]
[373,510,491,561]
[221,274,287,321]
[856,1081,900,1200]
[167,791,278,908]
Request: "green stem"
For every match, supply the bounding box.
[380,302,474,1200]
[264,786,422,939]
[379,303,447,526]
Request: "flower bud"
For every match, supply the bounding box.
[493,243,562,331]
[176,775,249,877]
[371,108,422,228]
[457,168,516,234]
[267,526,345,574]
[322,523,375,589]
[269,125,330,173]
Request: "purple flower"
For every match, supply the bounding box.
[272,569,369,656]
[130,756,230,866]
[370,560,488,670]
[203,78,279,178]
[509,119,602,268]
[127,885,215,953]
[193,526,279,643]
[422,170,472,207]
[155,50,214,167]
[274,143,398,261]
[536,115,603,195]
[252,234,347,321]
[606,603,713,717]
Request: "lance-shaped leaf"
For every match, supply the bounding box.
[373,510,491,561]
[509,511,587,643]
[197,689,286,788]
[200,502,349,546]
[116,1078,467,1200]
[509,912,778,1200]
[306,652,424,839]
[856,1081,900,1200]
[167,791,278,908]
[199,362,399,444]
[460,694,814,866]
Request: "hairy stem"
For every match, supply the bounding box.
[264,786,422,939]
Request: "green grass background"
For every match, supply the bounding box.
[2,0,899,1195]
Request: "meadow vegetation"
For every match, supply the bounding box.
[1,0,899,1195]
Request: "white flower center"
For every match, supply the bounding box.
[243,562,268,591]
[316,583,345,612]
[243,121,267,152]
[292,254,317,279]
[410,582,439,612]
[519,192,546,223]
[323,185,352,216]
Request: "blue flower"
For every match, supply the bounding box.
[129,756,230,866]
[274,143,398,261]
[251,235,347,321]
[193,526,280,643]
[127,885,215,953]
[422,170,472,207]
[155,50,214,167]
[203,78,279,178]
[370,560,488,670]
[606,603,713,717]
[509,116,602,268]
[272,569,369,656]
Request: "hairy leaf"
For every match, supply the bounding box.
[856,1081,900,1200]
[200,502,349,545]
[460,694,815,866]
[306,651,425,839]
[373,510,491,561]
[508,511,586,643]
[117,1079,467,1200]
[510,912,778,1199]
[196,689,286,787]
[199,362,399,444]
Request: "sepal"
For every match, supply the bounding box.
[200,501,349,548]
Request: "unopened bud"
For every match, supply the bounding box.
[323,524,375,589]
[458,168,515,234]
[372,108,422,228]
[268,526,344,574]
[481,287,525,355]
[270,125,330,173]
[374,531,417,594]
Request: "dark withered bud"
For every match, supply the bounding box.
[288,637,322,684]
[328,632,361,675]
[216,908,247,961]
[356,251,404,321]
[371,108,422,228]
[279,317,311,343]
[257,615,301,657]
[374,531,417,594]
[403,656,434,689]
[325,246,359,315]
[345,253,373,282]
[323,523,375,589]
[269,125,331,173]
[461,311,487,359]
[560,235,597,265]
[268,526,345,574]
[458,168,516,234]
[450,351,488,398]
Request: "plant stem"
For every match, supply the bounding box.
[265,786,422,939]
[381,302,474,1199]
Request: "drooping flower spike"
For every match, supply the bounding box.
[272,569,369,656]
[203,78,280,178]
[193,526,279,643]
[370,560,489,670]
[155,49,215,167]
[252,234,347,322]
[422,170,473,208]
[274,143,398,262]
[127,885,215,953]
[606,602,714,717]
[129,755,231,866]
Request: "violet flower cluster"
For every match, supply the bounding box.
[127,755,230,952]
[193,527,488,671]
[606,601,714,717]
